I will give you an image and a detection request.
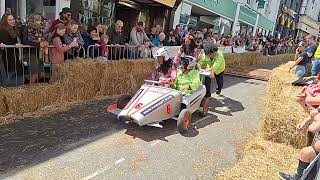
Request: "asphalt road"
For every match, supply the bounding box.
[0,75,267,180]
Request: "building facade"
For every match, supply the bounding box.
[296,0,320,39]
[173,0,280,36]
[0,0,70,21]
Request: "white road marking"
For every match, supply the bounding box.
[114,158,125,165]
[81,158,125,180]
[150,140,160,146]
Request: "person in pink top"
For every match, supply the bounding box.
[174,34,200,64]
[148,47,177,87]
[50,23,78,65]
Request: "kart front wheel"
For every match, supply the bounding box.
[117,95,132,109]
[177,109,191,133]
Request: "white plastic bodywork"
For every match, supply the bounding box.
[110,84,207,127]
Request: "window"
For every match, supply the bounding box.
[247,0,251,5]
[27,0,56,20]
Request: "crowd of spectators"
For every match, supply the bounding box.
[0,7,300,86]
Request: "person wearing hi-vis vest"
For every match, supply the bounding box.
[198,44,225,97]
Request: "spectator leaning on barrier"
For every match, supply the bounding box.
[50,23,78,65]
[63,21,85,59]
[22,14,49,83]
[147,26,157,42]
[140,39,152,59]
[198,44,225,96]
[63,21,84,58]
[0,13,23,81]
[106,20,126,45]
[98,34,109,59]
[164,31,179,46]
[82,26,99,57]
[129,21,149,58]
[48,7,72,33]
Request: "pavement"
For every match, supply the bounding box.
[0,75,267,180]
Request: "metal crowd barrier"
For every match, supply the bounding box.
[0,45,87,87]
[86,44,153,60]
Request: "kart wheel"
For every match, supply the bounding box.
[200,97,210,116]
[117,95,132,109]
[177,109,191,133]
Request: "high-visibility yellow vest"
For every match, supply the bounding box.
[315,44,320,59]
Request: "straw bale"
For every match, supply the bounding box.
[0,88,7,116]
[261,62,309,148]
[3,84,62,115]
[216,138,298,180]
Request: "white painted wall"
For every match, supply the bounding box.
[0,0,5,17]
[55,0,71,19]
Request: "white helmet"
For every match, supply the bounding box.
[154,47,169,61]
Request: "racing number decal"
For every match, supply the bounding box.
[135,103,143,109]
[166,104,171,115]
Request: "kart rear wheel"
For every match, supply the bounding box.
[117,95,132,109]
[177,109,191,133]
[199,97,210,116]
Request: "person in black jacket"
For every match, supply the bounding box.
[82,26,99,58]
[106,20,127,60]
[0,13,23,85]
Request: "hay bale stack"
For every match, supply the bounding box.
[3,84,62,115]
[267,54,295,64]
[225,52,264,66]
[99,60,134,96]
[261,62,308,148]
[52,59,105,101]
[0,88,7,116]
[99,59,156,96]
[216,138,298,180]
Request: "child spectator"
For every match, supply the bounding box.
[63,21,85,59]
[140,39,152,58]
[50,23,78,65]
[98,34,109,60]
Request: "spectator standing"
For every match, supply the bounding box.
[106,20,127,60]
[164,32,179,46]
[50,23,78,64]
[140,39,152,58]
[203,34,217,47]
[63,21,85,59]
[152,32,166,47]
[129,21,149,58]
[0,13,23,84]
[174,34,200,64]
[48,7,72,33]
[155,24,162,35]
[95,23,104,37]
[147,26,157,42]
[98,34,109,60]
[22,14,49,83]
[82,26,99,57]
[222,35,232,46]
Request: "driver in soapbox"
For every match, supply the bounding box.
[147,47,177,87]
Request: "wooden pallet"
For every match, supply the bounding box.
[225,66,272,81]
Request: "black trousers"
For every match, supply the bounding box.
[204,71,224,97]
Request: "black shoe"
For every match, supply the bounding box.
[278,172,299,180]
[216,90,221,95]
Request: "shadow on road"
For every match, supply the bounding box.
[209,95,245,116]
[0,99,124,176]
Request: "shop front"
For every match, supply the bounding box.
[296,15,320,40]
[1,0,70,21]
